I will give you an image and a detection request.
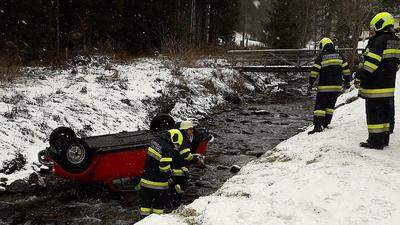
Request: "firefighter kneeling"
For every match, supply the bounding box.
[169,121,204,211]
[139,129,184,218]
[308,37,351,134]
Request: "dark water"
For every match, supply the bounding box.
[0,77,314,225]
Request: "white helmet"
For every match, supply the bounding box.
[180,120,193,130]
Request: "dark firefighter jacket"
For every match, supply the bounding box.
[310,44,351,92]
[355,31,400,98]
[171,133,194,177]
[141,132,177,190]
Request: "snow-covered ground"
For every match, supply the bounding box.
[358,39,368,49]
[138,71,400,225]
[234,32,266,47]
[0,57,279,185]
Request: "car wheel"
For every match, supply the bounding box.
[49,127,76,150]
[58,138,93,174]
[150,114,175,132]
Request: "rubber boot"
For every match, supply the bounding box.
[308,126,323,135]
[390,122,395,134]
[383,132,390,147]
[359,141,384,150]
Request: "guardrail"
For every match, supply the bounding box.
[227,48,365,73]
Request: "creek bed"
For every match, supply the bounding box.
[0,80,314,225]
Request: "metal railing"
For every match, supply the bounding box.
[227,48,365,73]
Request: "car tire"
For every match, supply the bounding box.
[150,114,175,132]
[58,138,93,174]
[49,127,77,150]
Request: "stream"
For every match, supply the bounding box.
[0,73,314,225]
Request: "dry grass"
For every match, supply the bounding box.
[229,74,248,95]
[0,151,27,175]
[0,65,22,83]
[0,55,23,83]
[202,78,218,95]
[0,38,232,84]
[94,45,150,64]
[160,37,230,68]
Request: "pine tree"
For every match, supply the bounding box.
[263,0,303,48]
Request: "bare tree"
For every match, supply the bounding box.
[341,0,380,67]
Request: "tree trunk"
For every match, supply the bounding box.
[208,0,217,44]
[190,0,196,43]
[56,0,60,58]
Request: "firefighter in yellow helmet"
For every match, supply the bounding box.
[354,12,400,149]
[138,128,184,218]
[308,37,351,134]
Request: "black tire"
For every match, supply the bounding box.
[58,138,93,174]
[49,127,76,150]
[150,114,175,132]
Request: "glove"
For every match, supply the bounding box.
[168,178,174,186]
[192,154,206,169]
[343,82,351,90]
[175,184,184,194]
[196,157,206,169]
[354,79,361,89]
[351,72,357,80]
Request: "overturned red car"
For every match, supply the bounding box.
[38,115,213,191]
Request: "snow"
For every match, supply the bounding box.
[358,39,368,49]
[0,58,171,183]
[0,57,271,185]
[138,71,400,225]
[234,32,265,47]
[253,0,261,9]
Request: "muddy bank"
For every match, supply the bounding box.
[0,75,314,225]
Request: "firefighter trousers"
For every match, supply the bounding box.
[313,92,339,127]
[168,175,188,211]
[365,97,392,147]
[139,186,168,219]
[389,97,395,133]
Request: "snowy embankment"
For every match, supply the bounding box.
[0,57,281,186]
[138,71,400,225]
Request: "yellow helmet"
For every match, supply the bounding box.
[370,12,394,31]
[179,120,193,130]
[168,129,183,147]
[319,37,333,50]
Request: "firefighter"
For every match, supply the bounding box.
[308,37,351,134]
[138,129,183,218]
[169,120,197,210]
[355,12,400,149]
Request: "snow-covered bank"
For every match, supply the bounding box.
[138,71,400,225]
[0,57,280,186]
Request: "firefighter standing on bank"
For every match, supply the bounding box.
[355,12,400,149]
[308,37,351,134]
[138,129,184,218]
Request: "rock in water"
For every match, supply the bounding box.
[230,165,241,173]
[8,179,30,193]
[217,165,229,170]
